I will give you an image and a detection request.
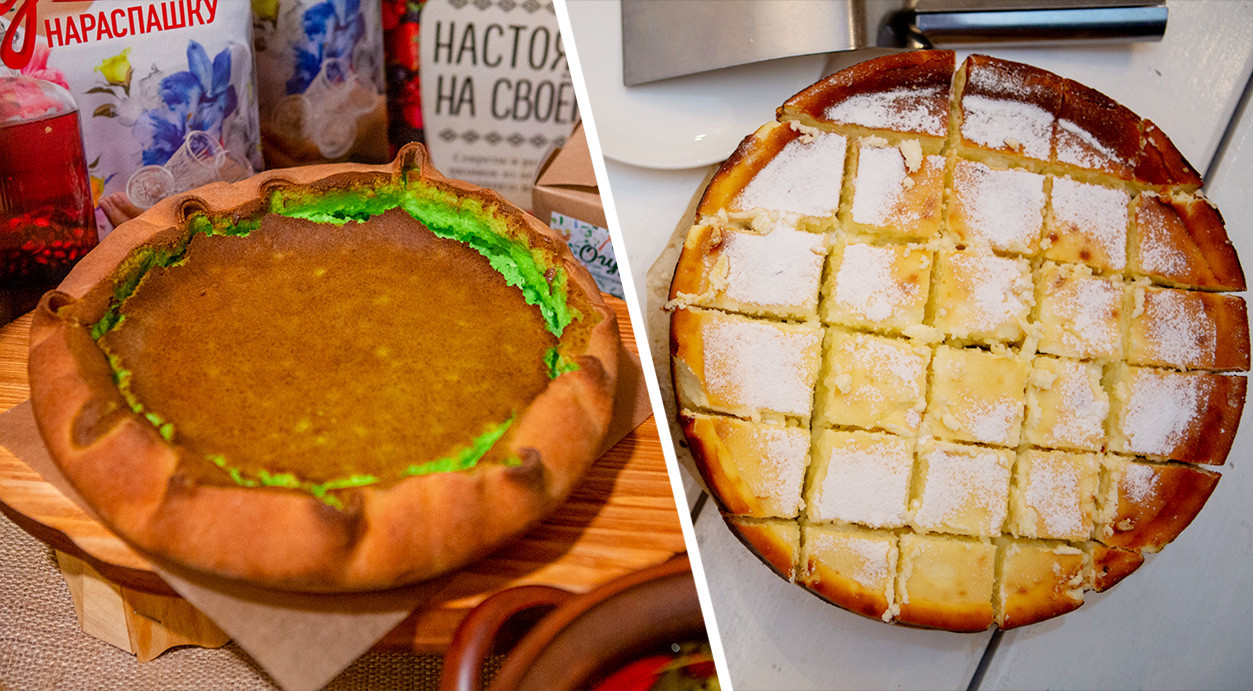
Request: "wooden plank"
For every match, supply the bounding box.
[977,74,1253,691]
[0,298,686,653]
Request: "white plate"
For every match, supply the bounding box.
[567,0,827,170]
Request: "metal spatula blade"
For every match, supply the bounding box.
[621,0,1167,86]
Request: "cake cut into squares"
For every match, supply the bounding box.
[671,308,823,420]
[896,533,996,632]
[1108,364,1246,465]
[1129,192,1245,291]
[1008,449,1100,541]
[822,240,932,333]
[1024,356,1110,452]
[996,540,1087,629]
[807,430,914,529]
[1126,285,1250,371]
[698,121,848,222]
[802,524,898,622]
[926,346,1030,447]
[669,222,829,321]
[681,413,809,518]
[956,54,1062,163]
[1035,261,1124,360]
[930,249,1033,345]
[1044,176,1131,272]
[947,158,1046,254]
[911,440,1012,537]
[1097,456,1219,553]
[727,517,800,580]
[845,140,946,241]
[814,330,930,434]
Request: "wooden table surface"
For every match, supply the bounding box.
[0,296,687,653]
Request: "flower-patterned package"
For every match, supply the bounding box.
[252,0,388,167]
[0,0,262,236]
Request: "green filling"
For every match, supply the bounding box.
[89,176,578,505]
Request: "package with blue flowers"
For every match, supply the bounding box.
[253,0,388,167]
[0,0,262,236]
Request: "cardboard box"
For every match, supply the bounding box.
[533,121,622,298]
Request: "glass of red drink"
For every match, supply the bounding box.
[0,76,99,324]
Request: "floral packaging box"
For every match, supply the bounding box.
[0,0,261,236]
[252,0,389,167]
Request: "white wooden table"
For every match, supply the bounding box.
[561,1,1253,689]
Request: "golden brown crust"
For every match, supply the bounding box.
[1055,78,1141,179]
[694,122,795,218]
[1088,544,1144,592]
[28,144,618,591]
[1098,460,1220,553]
[1130,193,1246,291]
[781,50,954,138]
[1136,120,1204,190]
[725,517,798,581]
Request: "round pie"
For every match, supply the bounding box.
[669,51,1248,631]
[29,144,619,592]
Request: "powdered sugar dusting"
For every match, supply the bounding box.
[1136,195,1190,276]
[1056,118,1124,171]
[1041,267,1122,357]
[1120,462,1161,504]
[951,159,1045,252]
[824,87,948,137]
[811,434,913,528]
[1050,177,1130,270]
[914,445,1010,534]
[1023,452,1084,538]
[735,132,848,216]
[1119,368,1208,456]
[949,252,1032,334]
[808,530,894,590]
[701,316,821,417]
[851,146,943,228]
[720,226,827,309]
[1141,289,1216,367]
[1049,360,1109,445]
[961,94,1052,160]
[832,243,920,323]
[741,423,810,515]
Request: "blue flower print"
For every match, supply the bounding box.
[287,0,366,95]
[138,42,239,166]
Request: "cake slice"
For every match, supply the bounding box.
[1129,192,1244,291]
[669,222,829,321]
[1097,456,1220,552]
[996,540,1088,629]
[727,517,800,581]
[814,329,931,435]
[807,429,915,529]
[1086,543,1145,592]
[671,308,823,421]
[681,413,809,518]
[955,54,1063,164]
[1126,285,1249,371]
[782,50,954,141]
[802,524,898,622]
[1024,356,1110,452]
[947,157,1046,254]
[896,533,996,632]
[1053,78,1141,180]
[1008,449,1100,541]
[911,440,1013,537]
[926,346,1030,447]
[697,121,848,224]
[930,249,1034,345]
[822,240,932,334]
[1034,261,1124,361]
[844,139,946,241]
[1044,176,1131,272]
[1108,364,1246,464]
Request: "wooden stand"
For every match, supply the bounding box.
[56,550,229,661]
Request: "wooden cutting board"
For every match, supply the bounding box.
[0,298,686,654]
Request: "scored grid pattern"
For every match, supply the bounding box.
[669,54,1249,631]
